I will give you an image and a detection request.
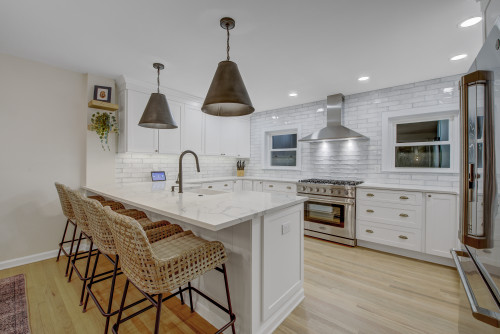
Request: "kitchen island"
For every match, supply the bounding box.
[84,182,307,334]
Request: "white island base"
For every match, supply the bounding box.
[85,183,305,334]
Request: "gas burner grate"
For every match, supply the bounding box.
[298,178,364,186]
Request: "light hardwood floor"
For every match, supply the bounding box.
[1,237,498,334]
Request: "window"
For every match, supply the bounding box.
[263,128,300,169]
[382,106,459,172]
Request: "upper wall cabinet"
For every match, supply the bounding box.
[204,115,251,158]
[117,76,250,157]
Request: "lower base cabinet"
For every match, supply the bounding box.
[356,188,457,258]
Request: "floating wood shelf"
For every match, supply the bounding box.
[88,100,119,111]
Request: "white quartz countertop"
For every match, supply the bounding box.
[357,183,459,194]
[83,182,307,231]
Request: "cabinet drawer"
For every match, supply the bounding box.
[262,181,296,193]
[202,181,233,191]
[357,203,422,229]
[357,188,422,205]
[357,221,422,252]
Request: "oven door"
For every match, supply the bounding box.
[303,194,355,239]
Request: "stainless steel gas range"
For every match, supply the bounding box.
[297,179,363,246]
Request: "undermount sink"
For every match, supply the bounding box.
[185,188,226,196]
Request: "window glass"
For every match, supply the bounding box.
[270,151,297,166]
[396,120,449,143]
[395,145,450,168]
[272,134,297,149]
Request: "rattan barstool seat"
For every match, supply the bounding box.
[103,207,236,334]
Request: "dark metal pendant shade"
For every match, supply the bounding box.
[138,62,178,129]
[138,92,178,129]
[202,60,254,117]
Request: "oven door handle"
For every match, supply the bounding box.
[451,249,500,328]
[303,195,354,205]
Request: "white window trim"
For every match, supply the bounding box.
[261,125,302,170]
[381,105,460,173]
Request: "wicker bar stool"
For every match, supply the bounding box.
[80,197,184,334]
[65,188,149,306]
[103,207,236,334]
[54,182,106,276]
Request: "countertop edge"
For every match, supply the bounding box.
[83,186,307,231]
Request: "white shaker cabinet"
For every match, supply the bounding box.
[158,99,182,154]
[424,193,458,257]
[121,89,158,153]
[181,104,204,153]
[242,180,253,191]
[204,114,251,157]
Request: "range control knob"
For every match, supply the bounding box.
[320,188,326,193]
[345,190,349,196]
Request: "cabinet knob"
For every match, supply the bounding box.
[269,185,274,188]
[155,149,158,152]
[208,186,213,189]
[428,194,432,198]
[287,186,292,189]
[400,196,409,200]
[224,184,228,187]
[398,235,408,240]
[366,229,374,233]
[399,213,409,218]
[366,193,374,197]
[366,209,374,213]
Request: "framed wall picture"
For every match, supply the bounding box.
[93,85,112,102]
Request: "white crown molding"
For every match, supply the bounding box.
[116,75,203,107]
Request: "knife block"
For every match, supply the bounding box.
[237,170,245,177]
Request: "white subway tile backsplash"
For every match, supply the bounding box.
[246,74,461,188]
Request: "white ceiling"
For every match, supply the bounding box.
[0,0,482,111]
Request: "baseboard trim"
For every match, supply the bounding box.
[0,243,90,271]
[357,240,454,267]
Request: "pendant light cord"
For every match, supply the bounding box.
[226,25,230,61]
[157,67,160,93]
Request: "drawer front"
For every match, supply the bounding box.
[357,188,422,205]
[262,181,296,193]
[202,181,233,191]
[357,220,422,251]
[357,203,422,229]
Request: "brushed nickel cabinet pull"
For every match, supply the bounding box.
[269,185,274,188]
[366,229,374,233]
[399,213,409,217]
[400,196,409,200]
[287,186,292,189]
[399,235,408,240]
[366,193,374,197]
[366,209,374,213]
[224,184,228,186]
[208,186,213,189]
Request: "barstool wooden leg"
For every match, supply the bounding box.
[222,264,236,334]
[80,240,94,305]
[113,279,130,334]
[154,293,162,334]
[65,224,78,277]
[104,254,120,334]
[187,282,194,312]
[83,250,100,312]
[178,287,184,305]
[68,232,83,281]
[57,219,70,261]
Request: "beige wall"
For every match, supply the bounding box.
[0,53,87,263]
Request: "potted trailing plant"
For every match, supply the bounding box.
[90,111,118,151]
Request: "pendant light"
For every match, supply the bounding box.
[138,63,178,129]
[202,17,254,117]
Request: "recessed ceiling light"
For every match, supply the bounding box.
[358,76,370,81]
[317,108,324,112]
[460,16,482,28]
[289,92,298,97]
[450,54,467,61]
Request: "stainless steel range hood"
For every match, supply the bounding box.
[299,94,368,142]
